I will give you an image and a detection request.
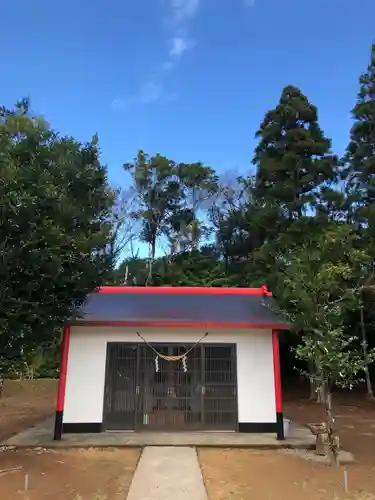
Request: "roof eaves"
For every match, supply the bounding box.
[71,320,289,329]
[97,286,273,296]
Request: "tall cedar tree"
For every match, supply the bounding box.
[345,43,375,233]
[252,86,338,238]
[344,42,375,398]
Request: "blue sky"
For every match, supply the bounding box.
[2,0,375,258]
[2,0,374,185]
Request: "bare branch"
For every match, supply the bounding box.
[109,187,139,262]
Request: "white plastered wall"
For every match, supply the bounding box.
[63,327,276,425]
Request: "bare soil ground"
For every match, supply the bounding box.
[285,390,375,466]
[2,380,375,500]
[0,448,140,499]
[0,380,57,441]
[199,448,375,500]
[199,390,375,500]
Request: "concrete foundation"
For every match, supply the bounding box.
[2,417,315,449]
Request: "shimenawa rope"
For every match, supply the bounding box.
[136,331,209,361]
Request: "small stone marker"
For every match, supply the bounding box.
[307,423,330,456]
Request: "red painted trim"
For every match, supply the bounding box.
[97,286,273,296]
[71,320,289,329]
[272,329,283,413]
[56,326,70,412]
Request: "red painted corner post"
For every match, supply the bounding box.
[272,329,284,440]
[53,326,70,440]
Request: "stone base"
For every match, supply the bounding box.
[2,417,315,450]
[281,448,355,465]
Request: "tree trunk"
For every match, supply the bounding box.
[325,390,339,466]
[316,382,326,404]
[309,378,316,400]
[146,237,156,286]
[314,362,327,404]
[308,361,316,399]
[360,305,374,399]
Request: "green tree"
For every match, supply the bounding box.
[278,223,375,463]
[124,152,219,281]
[344,42,375,397]
[154,248,229,287]
[251,85,339,277]
[124,150,182,283]
[246,85,340,325]
[344,43,375,229]
[209,175,257,282]
[0,100,114,381]
[173,162,218,250]
[114,256,149,286]
[253,85,338,220]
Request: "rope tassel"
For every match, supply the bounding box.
[182,355,188,372]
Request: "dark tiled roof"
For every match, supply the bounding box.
[75,290,288,327]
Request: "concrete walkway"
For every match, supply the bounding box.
[126,447,208,500]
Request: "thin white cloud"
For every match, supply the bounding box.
[169,0,200,23]
[111,98,130,112]
[169,36,195,59]
[161,60,174,71]
[160,1,200,73]
[135,0,200,104]
[111,82,176,112]
[140,81,164,104]
[111,0,253,110]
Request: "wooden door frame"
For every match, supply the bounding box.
[102,341,238,432]
[201,343,238,432]
[102,342,139,431]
